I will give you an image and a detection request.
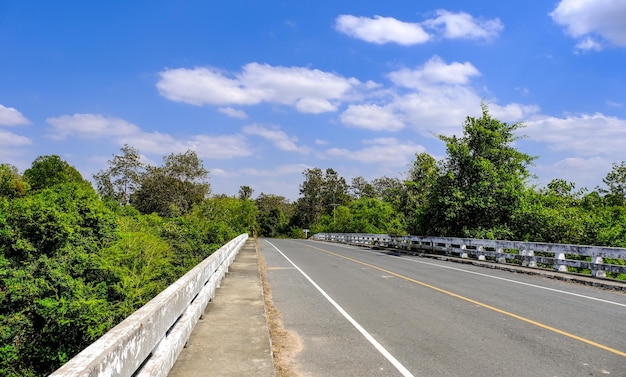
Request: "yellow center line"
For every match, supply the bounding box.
[301,241,626,358]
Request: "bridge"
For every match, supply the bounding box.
[50,234,626,376]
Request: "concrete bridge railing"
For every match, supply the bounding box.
[50,233,249,377]
[313,233,626,279]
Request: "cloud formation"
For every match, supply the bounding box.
[525,113,626,157]
[388,56,480,88]
[423,9,503,40]
[339,56,537,134]
[326,138,424,166]
[335,10,503,45]
[243,124,304,152]
[550,0,626,51]
[157,63,362,113]
[0,104,30,126]
[0,129,32,147]
[46,113,252,159]
[335,15,431,45]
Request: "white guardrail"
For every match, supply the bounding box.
[49,233,249,377]
[313,233,626,279]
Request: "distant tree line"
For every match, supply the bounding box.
[261,105,626,278]
[2,104,626,375]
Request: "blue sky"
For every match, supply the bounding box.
[1,1,626,201]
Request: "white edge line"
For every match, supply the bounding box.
[265,240,415,377]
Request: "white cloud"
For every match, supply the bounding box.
[47,114,140,140]
[219,107,248,119]
[326,138,424,166]
[158,63,362,113]
[295,98,337,114]
[388,56,480,88]
[575,36,603,52]
[490,103,541,121]
[532,156,611,190]
[47,113,252,160]
[243,124,303,152]
[0,129,32,146]
[550,0,626,49]
[525,113,626,157]
[119,132,253,159]
[423,9,503,40]
[210,168,239,178]
[191,135,253,159]
[0,104,30,126]
[157,67,261,106]
[340,104,404,131]
[241,163,311,177]
[335,15,431,45]
[380,57,539,134]
[335,11,502,45]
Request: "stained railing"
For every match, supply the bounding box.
[313,233,626,279]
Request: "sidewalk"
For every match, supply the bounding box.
[168,239,275,377]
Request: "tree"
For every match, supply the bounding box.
[372,176,405,207]
[0,164,29,198]
[132,150,210,217]
[350,176,376,199]
[255,193,291,237]
[321,168,350,218]
[403,153,439,234]
[238,185,254,200]
[294,168,324,227]
[23,155,86,191]
[420,104,535,238]
[93,144,144,205]
[599,161,626,206]
[293,168,350,228]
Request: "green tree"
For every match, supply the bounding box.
[294,168,324,227]
[132,150,210,217]
[238,185,254,200]
[255,193,291,237]
[0,180,118,376]
[403,152,439,234]
[23,155,86,191]
[372,176,405,209]
[0,164,29,198]
[421,104,535,238]
[93,144,144,205]
[598,161,626,206]
[350,176,376,199]
[293,168,350,229]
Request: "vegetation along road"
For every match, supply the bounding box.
[261,238,626,377]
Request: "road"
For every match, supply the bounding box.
[260,238,626,377]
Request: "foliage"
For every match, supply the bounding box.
[419,104,535,238]
[316,197,405,235]
[93,144,144,205]
[132,150,210,217]
[255,193,292,237]
[598,161,626,206]
[0,153,255,376]
[0,164,30,198]
[23,155,86,191]
[0,177,118,376]
[293,168,349,228]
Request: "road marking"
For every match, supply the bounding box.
[367,249,626,308]
[303,242,626,359]
[265,240,415,377]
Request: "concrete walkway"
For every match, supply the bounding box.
[168,239,275,377]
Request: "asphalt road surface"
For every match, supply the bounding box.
[260,238,626,377]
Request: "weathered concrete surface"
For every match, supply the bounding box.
[168,240,275,377]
